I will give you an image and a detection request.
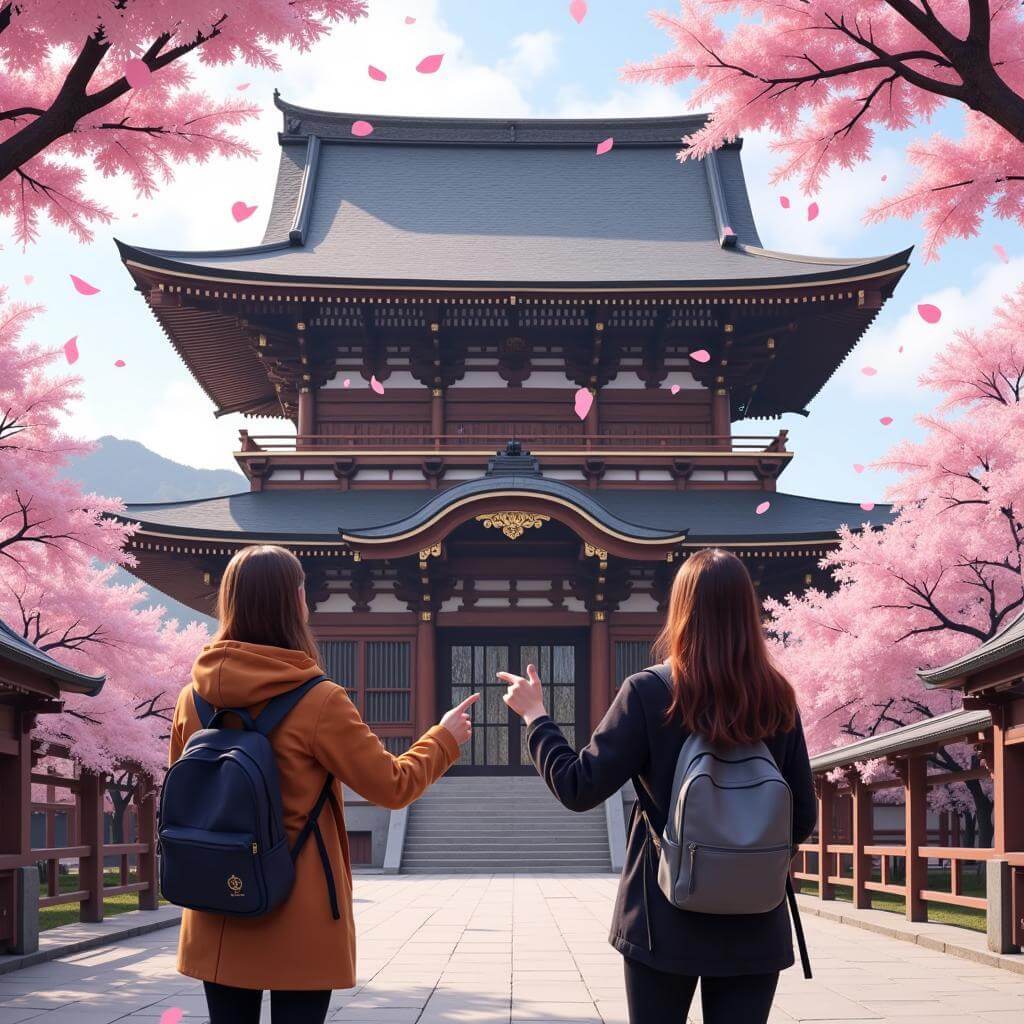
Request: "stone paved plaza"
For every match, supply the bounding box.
[2,875,1024,1023]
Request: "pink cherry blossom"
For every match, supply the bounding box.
[573,387,594,420]
[853,464,864,473]
[416,54,445,74]
[859,501,875,511]
[368,65,387,82]
[861,366,877,376]
[114,359,126,367]
[670,384,681,395]
[405,16,416,24]
[755,500,770,515]
[918,303,942,324]
[236,83,251,91]
[159,1011,184,1024]
[23,274,33,284]
[231,201,257,222]
[779,196,790,209]
[70,274,99,295]
[63,336,79,364]
[807,201,819,221]
[351,120,374,138]
[342,378,351,388]
[370,375,385,395]
[689,348,711,363]
[569,0,588,24]
[880,416,893,426]
[596,137,614,156]
[994,244,1009,263]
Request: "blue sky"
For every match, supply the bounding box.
[3,0,1021,507]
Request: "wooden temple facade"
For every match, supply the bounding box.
[115,99,909,773]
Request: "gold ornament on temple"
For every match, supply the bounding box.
[475,511,550,540]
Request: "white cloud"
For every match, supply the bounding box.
[500,31,560,80]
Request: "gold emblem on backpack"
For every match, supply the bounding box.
[227,874,244,896]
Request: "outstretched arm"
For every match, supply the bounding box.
[499,666,648,812]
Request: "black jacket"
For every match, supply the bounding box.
[527,668,817,976]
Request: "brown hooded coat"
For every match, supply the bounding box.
[167,640,459,990]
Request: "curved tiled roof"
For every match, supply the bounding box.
[0,617,105,695]
[918,610,1024,687]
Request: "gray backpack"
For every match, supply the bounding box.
[644,664,811,977]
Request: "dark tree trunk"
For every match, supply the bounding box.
[964,780,994,847]
[963,811,977,850]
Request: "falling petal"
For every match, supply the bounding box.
[416,53,444,74]
[595,137,614,156]
[860,502,875,512]
[231,201,257,222]
[573,387,594,420]
[404,15,416,23]
[881,174,888,182]
[807,201,819,221]
[994,244,1009,263]
[63,336,79,364]
[917,303,942,324]
[898,345,904,353]
[861,366,877,376]
[123,58,151,89]
[114,359,126,367]
[23,274,32,284]
[159,1011,184,1024]
[351,120,374,137]
[342,378,351,388]
[670,384,681,395]
[70,274,100,295]
[880,416,893,426]
[755,500,771,516]
[236,82,250,91]
[368,65,387,82]
[370,375,385,395]
[779,196,790,209]
[689,348,711,363]
[853,464,865,474]
[569,0,588,23]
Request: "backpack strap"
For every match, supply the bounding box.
[787,877,813,978]
[291,773,341,920]
[252,674,330,736]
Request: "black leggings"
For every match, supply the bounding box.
[623,958,778,1024]
[203,981,331,1024]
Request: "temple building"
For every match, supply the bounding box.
[116,97,909,790]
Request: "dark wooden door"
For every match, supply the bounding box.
[440,631,587,774]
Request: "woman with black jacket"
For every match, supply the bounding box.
[498,548,817,1024]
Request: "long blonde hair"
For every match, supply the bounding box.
[214,545,320,661]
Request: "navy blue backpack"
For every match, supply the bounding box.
[159,675,339,919]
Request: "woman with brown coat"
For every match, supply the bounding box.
[167,545,476,1024]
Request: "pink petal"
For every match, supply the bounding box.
[231,201,257,223]
[342,378,351,388]
[70,274,100,295]
[23,274,32,284]
[917,303,942,324]
[159,1011,184,1024]
[994,243,1009,263]
[573,387,594,420]
[861,366,877,376]
[114,359,126,367]
[368,65,387,82]
[236,82,250,91]
[569,0,588,23]
[755,500,771,516]
[670,384,681,395]
[881,174,888,182]
[370,375,385,395]
[351,120,374,137]
[404,15,416,23]
[879,416,893,426]
[898,345,904,353]
[853,464,865,474]
[860,502,875,511]
[595,137,614,156]
[123,58,151,89]
[63,336,79,365]
[807,201,819,221]
[689,348,711,363]
[416,53,444,74]
[779,196,790,209]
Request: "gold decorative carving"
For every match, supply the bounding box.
[584,543,607,560]
[475,511,550,540]
[419,542,442,560]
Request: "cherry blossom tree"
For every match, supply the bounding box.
[626,2,1024,260]
[765,284,1024,844]
[0,290,207,810]
[0,0,367,244]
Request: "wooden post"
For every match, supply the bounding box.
[431,388,444,447]
[850,775,873,910]
[817,777,835,901]
[902,756,928,921]
[78,770,105,923]
[584,387,599,442]
[992,703,1024,855]
[711,385,731,449]
[297,387,315,444]
[0,712,32,858]
[415,613,438,737]
[589,612,610,732]
[137,778,159,911]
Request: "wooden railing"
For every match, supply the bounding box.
[238,429,789,455]
[0,745,158,926]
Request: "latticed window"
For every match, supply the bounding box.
[320,640,357,706]
[614,640,654,690]
[365,640,412,725]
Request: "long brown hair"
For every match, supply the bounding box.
[653,548,796,745]
[214,545,320,662]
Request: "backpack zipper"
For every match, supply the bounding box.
[686,842,792,896]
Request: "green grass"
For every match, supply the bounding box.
[37,868,167,932]
[795,865,986,933]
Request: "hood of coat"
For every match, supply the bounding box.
[191,640,324,709]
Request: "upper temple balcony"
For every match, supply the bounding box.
[234,427,791,492]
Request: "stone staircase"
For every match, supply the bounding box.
[401,775,613,873]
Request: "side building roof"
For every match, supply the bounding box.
[918,611,1024,688]
[0,617,105,696]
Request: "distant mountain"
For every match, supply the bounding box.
[64,435,245,503]
[63,436,240,630]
